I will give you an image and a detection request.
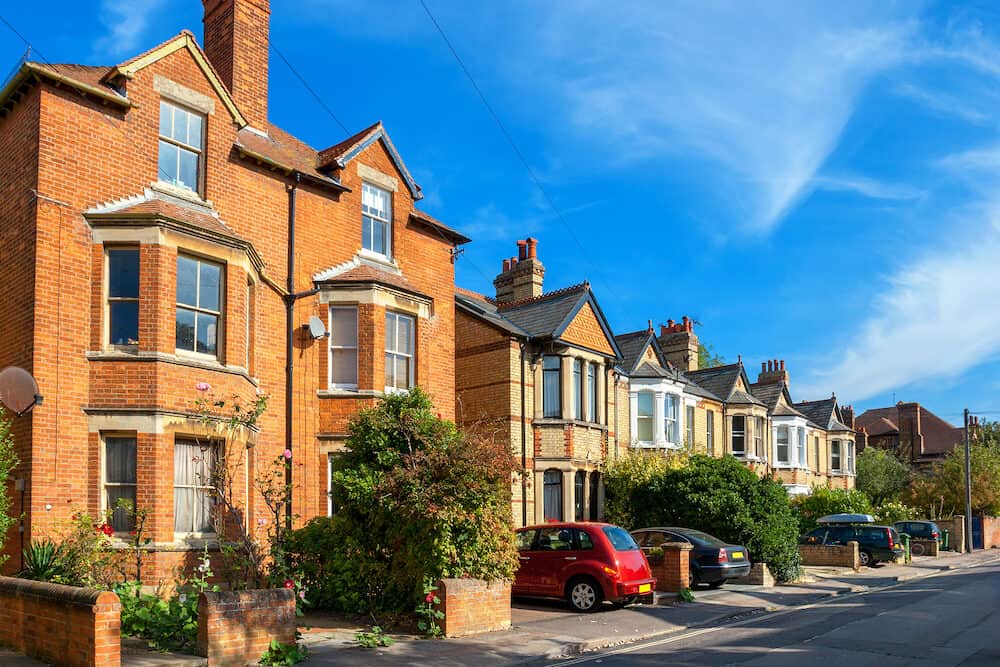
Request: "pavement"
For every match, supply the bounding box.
[3,549,997,665]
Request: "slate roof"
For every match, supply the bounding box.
[454,292,529,337]
[315,263,425,298]
[684,363,762,405]
[749,382,785,410]
[855,405,962,455]
[615,330,658,374]
[631,362,673,379]
[315,121,422,199]
[794,398,853,432]
[234,125,347,191]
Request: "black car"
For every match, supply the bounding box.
[894,521,941,555]
[631,527,751,588]
[800,524,904,566]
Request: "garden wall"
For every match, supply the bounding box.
[910,539,939,557]
[798,541,859,571]
[197,588,296,667]
[0,576,121,667]
[937,516,965,552]
[433,578,511,638]
[732,563,774,587]
[648,543,691,593]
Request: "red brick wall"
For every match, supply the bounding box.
[648,543,690,593]
[197,588,296,666]
[798,542,859,570]
[981,516,1000,550]
[0,24,458,571]
[433,578,511,638]
[0,576,120,667]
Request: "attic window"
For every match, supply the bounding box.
[158,100,204,193]
[362,182,392,258]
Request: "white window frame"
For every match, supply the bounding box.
[542,356,561,418]
[686,405,695,449]
[847,440,855,474]
[706,410,714,455]
[587,363,597,423]
[753,416,764,459]
[328,305,359,390]
[573,358,583,420]
[831,440,842,473]
[797,427,807,469]
[636,391,655,444]
[175,254,224,360]
[102,433,137,534]
[664,394,680,446]
[158,100,204,193]
[776,425,790,465]
[361,182,392,259]
[105,246,140,349]
[384,311,415,392]
[173,438,218,537]
[732,415,746,455]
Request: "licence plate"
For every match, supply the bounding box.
[638,583,651,593]
[731,551,744,560]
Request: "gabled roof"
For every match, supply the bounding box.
[409,209,470,245]
[685,362,763,405]
[614,330,666,375]
[0,61,131,117]
[234,125,348,192]
[456,282,621,359]
[106,30,247,127]
[795,397,853,432]
[317,121,422,200]
[631,361,673,379]
[749,381,787,411]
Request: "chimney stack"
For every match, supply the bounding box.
[203,0,271,130]
[841,404,855,429]
[657,315,700,372]
[494,237,545,303]
[757,357,791,388]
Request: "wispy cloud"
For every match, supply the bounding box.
[798,220,1000,402]
[459,202,541,242]
[91,0,166,60]
[811,174,925,201]
[892,82,991,124]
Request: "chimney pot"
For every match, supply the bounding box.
[526,237,538,259]
[647,319,653,333]
[667,319,675,328]
[682,315,689,325]
[761,362,767,373]
[516,239,528,260]
[659,324,668,336]
[780,360,785,371]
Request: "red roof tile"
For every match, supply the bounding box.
[87,198,242,240]
[317,264,425,298]
[316,121,382,168]
[408,209,470,245]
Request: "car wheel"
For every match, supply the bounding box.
[707,580,725,589]
[688,570,699,589]
[910,542,926,557]
[859,550,873,567]
[567,577,603,612]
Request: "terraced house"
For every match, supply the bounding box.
[454,239,627,527]
[0,0,467,578]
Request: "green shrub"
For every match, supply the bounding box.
[791,486,873,534]
[873,500,917,525]
[302,389,517,615]
[19,539,67,582]
[856,448,910,506]
[627,455,802,582]
[258,638,308,665]
[603,449,687,528]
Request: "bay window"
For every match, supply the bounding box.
[173,438,216,534]
[686,405,695,448]
[707,410,715,455]
[176,254,222,357]
[329,306,358,389]
[542,356,561,418]
[776,425,790,465]
[664,394,679,445]
[831,440,842,472]
[104,435,136,533]
[384,311,414,391]
[797,428,807,468]
[573,359,583,420]
[107,247,139,348]
[753,416,764,458]
[543,469,562,521]
[732,415,746,455]
[637,392,654,443]
[587,363,597,422]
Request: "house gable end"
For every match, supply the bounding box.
[558,301,616,357]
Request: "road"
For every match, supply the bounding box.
[550,561,1000,666]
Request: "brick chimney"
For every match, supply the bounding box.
[203,0,270,130]
[657,316,699,372]
[756,359,790,388]
[840,404,855,429]
[494,238,544,303]
[896,402,923,464]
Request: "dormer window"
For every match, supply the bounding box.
[362,182,392,257]
[158,101,204,193]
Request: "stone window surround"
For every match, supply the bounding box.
[728,407,769,462]
[830,438,856,475]
[532,461,604,525]
[532,349,608,426]
[628,377,685,449]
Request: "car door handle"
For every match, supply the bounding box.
[519,556,531,561]
[564,556,577,561]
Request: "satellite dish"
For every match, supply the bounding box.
[0,367,43,416]
[305,316,328,340]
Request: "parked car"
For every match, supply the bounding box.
[800,515,904,566]
[630,527,751,588]
[894,520,941,556]
[513,522,655,612]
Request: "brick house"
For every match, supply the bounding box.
[855,402,962,469]
[0,0,467,579]
[454,239,626,527]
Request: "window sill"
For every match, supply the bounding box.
[534,418,608,430]
[151,180,212,208]
[357,247,398,269]
[107,536,220,551]
[317,388,385,399]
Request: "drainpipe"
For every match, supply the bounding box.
[519,342,528,528]
[284,174,300,531]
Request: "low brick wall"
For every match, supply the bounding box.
[982,516,1000,549]
[799,541,860,571]
[197,588,296,667]
[648,543,692,593]
[0,576,121,667]
[910,538,939,557]
[731,562,774,587]
[433,578,511,638]
[938,516,965,552]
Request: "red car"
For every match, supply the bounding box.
[513,522,656,612]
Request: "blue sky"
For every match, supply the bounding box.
[4,1,1000,425]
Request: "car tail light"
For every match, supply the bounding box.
[932,531,939,539]
[717,548,728,564]
[887,529,894,549]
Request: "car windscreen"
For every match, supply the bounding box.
[679,530,728,547]
[602,526,640,551]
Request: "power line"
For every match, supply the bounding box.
[270,43,350,136]
[417,0,615,294]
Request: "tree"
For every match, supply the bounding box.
[973,418,1000,450]
[624,455,801,582]
[855,448,910,506]
[316,389,518,614]
[906,444,1000,517]
[0,409,18,567]
[790,486,873,533]
[698,342,725,369]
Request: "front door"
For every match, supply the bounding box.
[972,516,984,550]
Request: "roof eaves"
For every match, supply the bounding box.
[455,294,529,337]
[234,143,350,193]
[408,210,471,245]
[550,286,623,360]
[328,124,422,200]
[1,62,132,114]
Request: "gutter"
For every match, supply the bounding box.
[520,340,531,527]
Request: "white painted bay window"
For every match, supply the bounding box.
[732,415,746,455]
[831,440,842,472]
[664,394,680,446]
[637,391,654,443]
[776,425,790,465]
[573,359,583,420]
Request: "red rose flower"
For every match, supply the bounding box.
[284,579,295,589]
[425,593,435,603]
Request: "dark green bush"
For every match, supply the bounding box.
[293,389,518,614]
[624,455,802,582]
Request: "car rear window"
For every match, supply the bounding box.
[680,530,727,547]
[602,526,639,551]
